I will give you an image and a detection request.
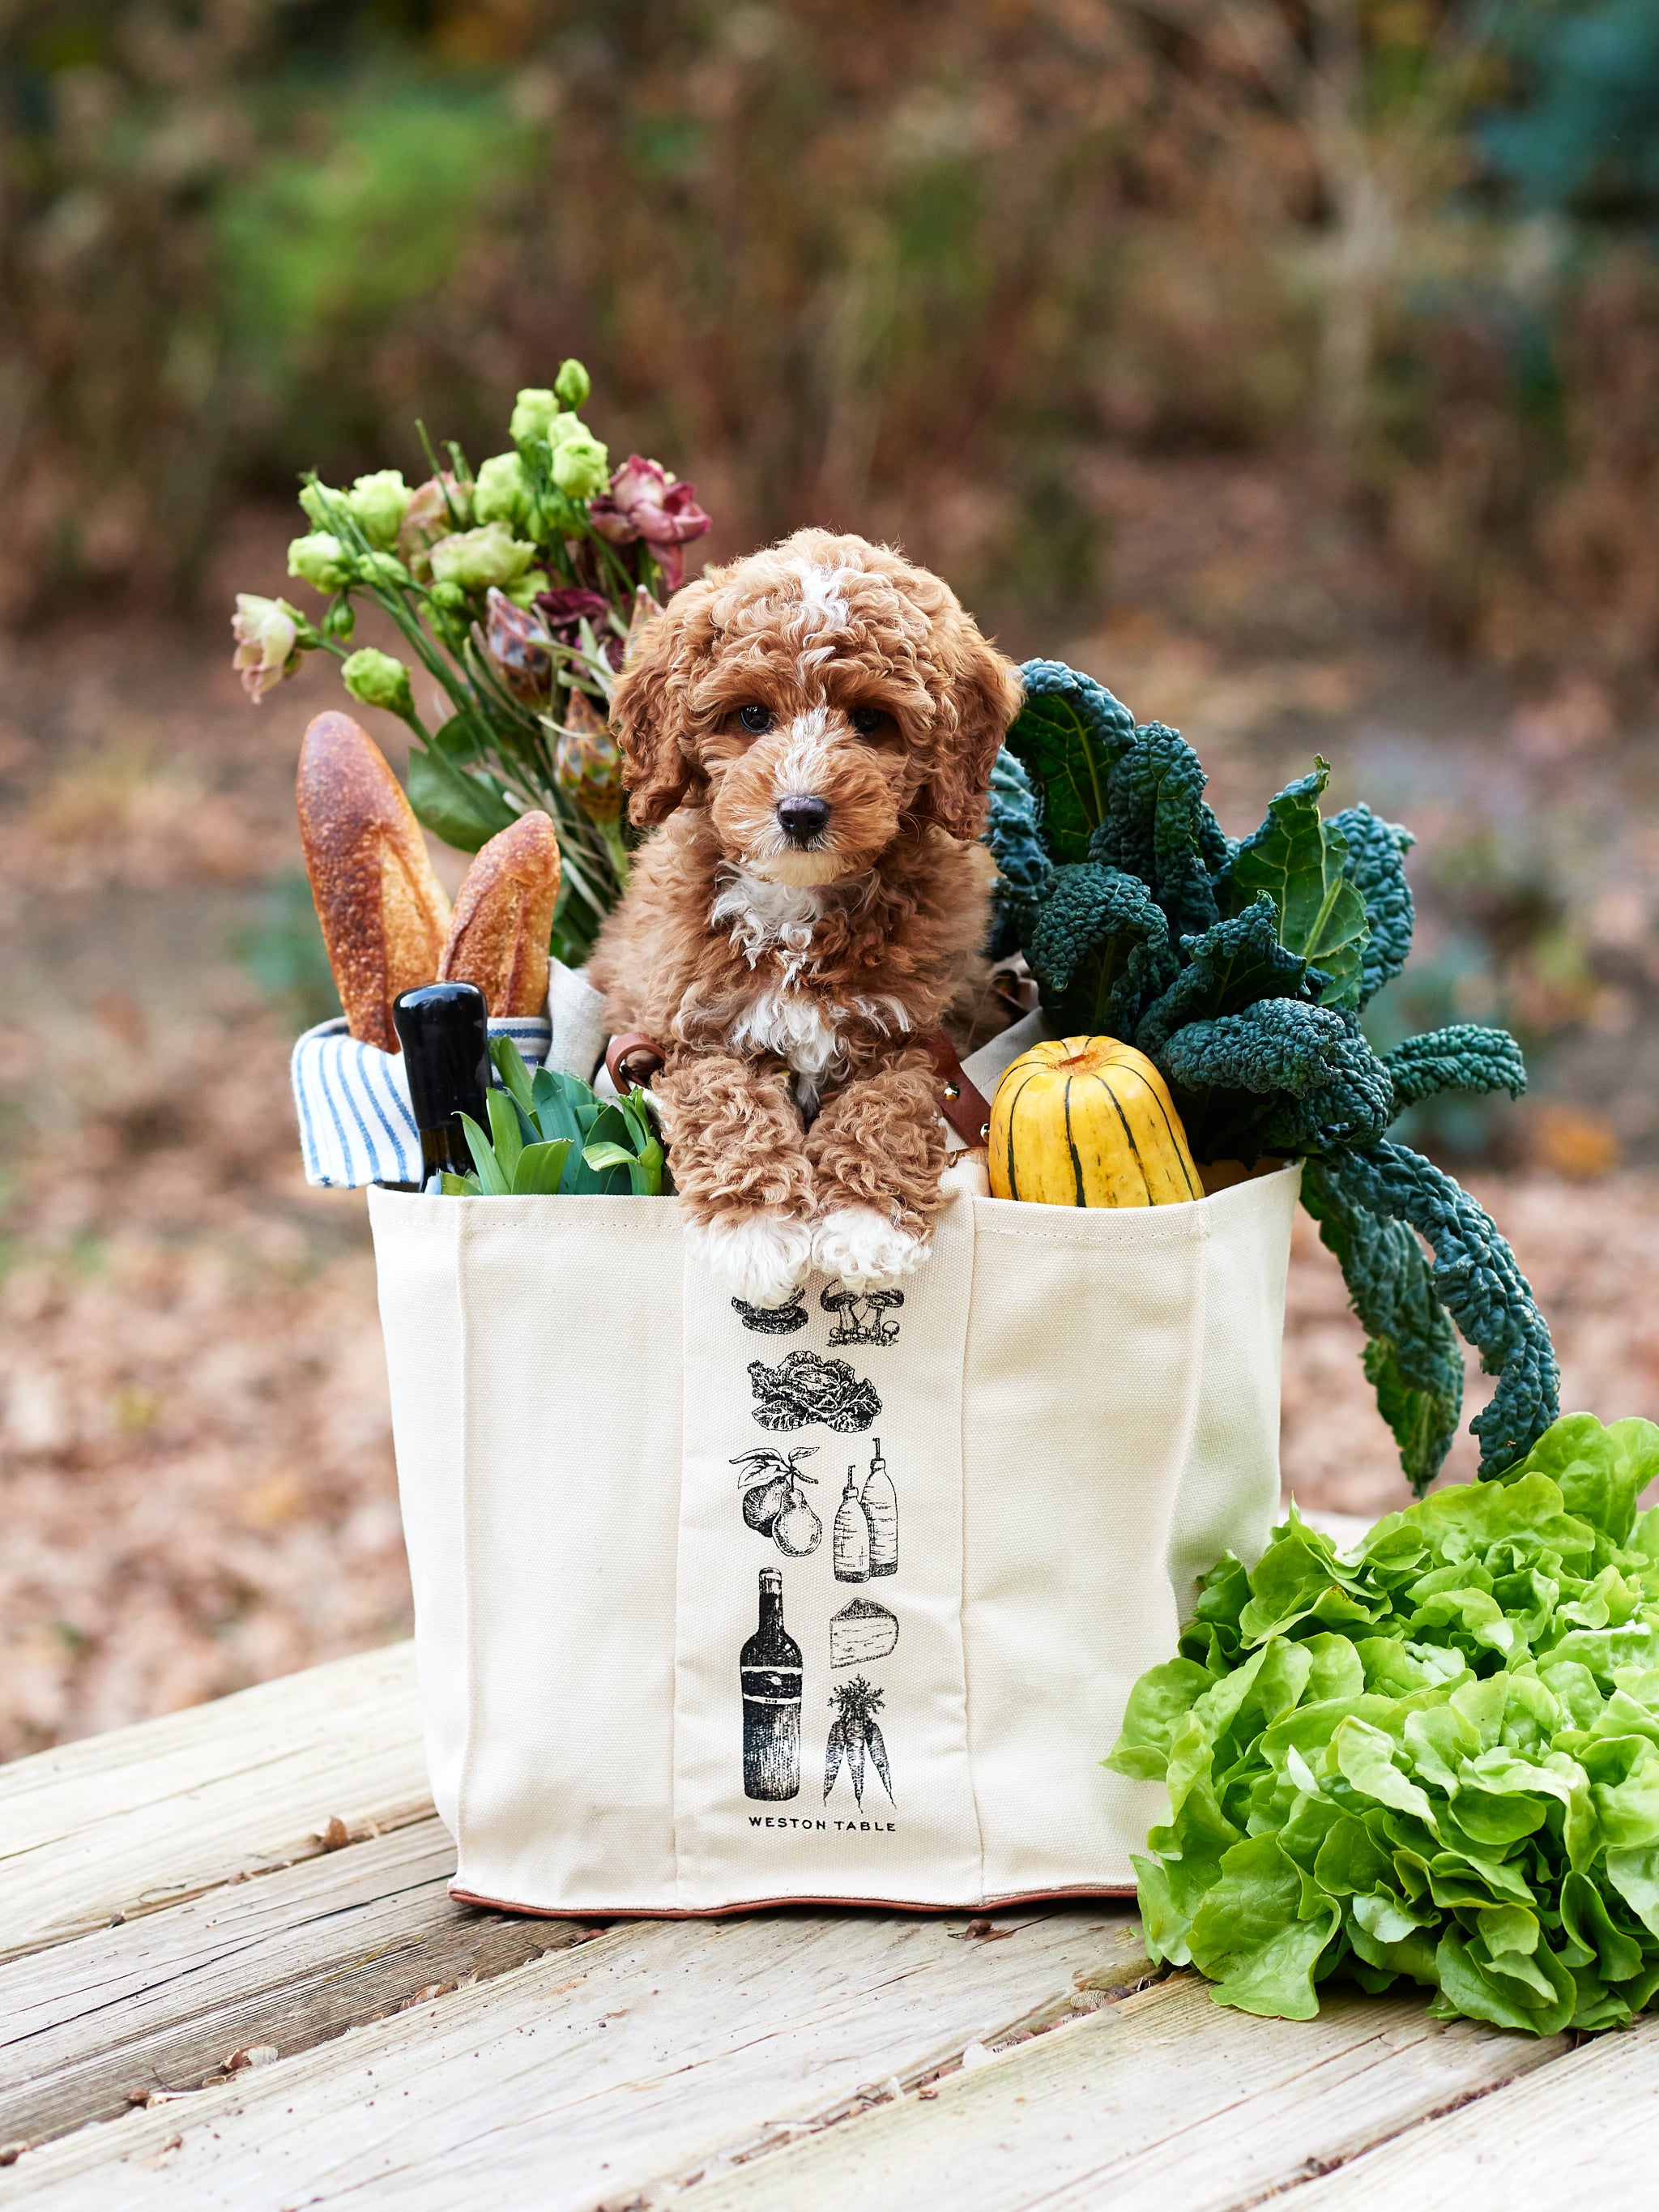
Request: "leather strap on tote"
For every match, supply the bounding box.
[605,1031,667,1093]
[602,1025,991,1147]
[921,1029,993,1150]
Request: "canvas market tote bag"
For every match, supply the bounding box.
[369,1157,1300,1917]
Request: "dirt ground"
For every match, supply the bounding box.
[2,478,1657,1761]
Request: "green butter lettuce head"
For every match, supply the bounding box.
[1108,1416,1659,2034]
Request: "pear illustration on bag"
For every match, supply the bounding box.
[732,1446,822,1557]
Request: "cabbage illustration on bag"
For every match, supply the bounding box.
[748,1351,881,1433]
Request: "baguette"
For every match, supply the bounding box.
[438,810,561,1017]
[296,711,452,1053]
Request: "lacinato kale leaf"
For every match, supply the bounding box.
[1026,863,1178,1038]
[1317,1142,1560,1476]
[984,746,1052,959]
[1218,761,1370,1012]
[1302,1155,1463,1490]
[1003,657,1556,1497]
[1108,1416,1659,2033]
[1003,660,1136,865]
[1330,801,1414,1006]
[1156,1001,1394,1164]
[1135,898,1318,1059]
[1087,722,1222,943]
[1384,1024,1527,1109]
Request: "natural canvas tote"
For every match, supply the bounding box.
[369,1160,1300,1917]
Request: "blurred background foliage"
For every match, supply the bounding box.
[4,0,1659,682]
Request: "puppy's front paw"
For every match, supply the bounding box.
[688,1209,815,1308]
[812,1205,929,1293]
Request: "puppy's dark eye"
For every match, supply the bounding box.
[849,707,888,737]
[737,704,774,735]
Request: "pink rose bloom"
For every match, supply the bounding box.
[587,455,711,589]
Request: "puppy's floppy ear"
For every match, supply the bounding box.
[610,585,714,826]
[922,626,1025,842]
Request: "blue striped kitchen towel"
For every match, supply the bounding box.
[291,959,610,1189]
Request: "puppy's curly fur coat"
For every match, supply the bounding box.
[589,528,1022,1307]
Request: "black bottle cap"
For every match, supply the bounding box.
[393,983,490,1138]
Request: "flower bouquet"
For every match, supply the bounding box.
[232,360,710,963]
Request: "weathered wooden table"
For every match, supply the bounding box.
[2,1642,1654,2209]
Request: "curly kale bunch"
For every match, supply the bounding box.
[984,660,1559,1495]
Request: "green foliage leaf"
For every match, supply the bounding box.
[405,741,519,853]
[1219,761,1371,1012]
[489,1034,538,1119]
[486,1085,525,1182]
[458,1112,510,1194]
[1004,659,1137,865]
[511,1138,573,1194]
[1111,1424,1659,2032]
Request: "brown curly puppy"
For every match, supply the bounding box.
[588,527,1022,1305]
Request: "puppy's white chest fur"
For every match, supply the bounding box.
[708,868,906,1106]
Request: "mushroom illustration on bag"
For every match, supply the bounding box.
[820,1285,903,1348]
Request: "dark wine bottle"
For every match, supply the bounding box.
[741,1567,802,1801]
[392,982,490,1185]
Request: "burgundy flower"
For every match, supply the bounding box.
[532,586,611,647]
[587,455,711,589]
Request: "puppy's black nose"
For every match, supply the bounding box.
[777,794,831,844]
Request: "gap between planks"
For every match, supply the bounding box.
[672,1973,1574,2212]
[0,1817,599,2155]
[2,1904,1153,2207]
[0,1642,430,1964]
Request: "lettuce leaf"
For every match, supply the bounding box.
[1109,1416,1659,2031]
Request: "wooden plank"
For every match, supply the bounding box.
[1277,2013,1659,2211]
[0,1819,595,2155]
[673,1973,1569,2212]
[0,1643,429,1963]
[2,1905,1150,2207]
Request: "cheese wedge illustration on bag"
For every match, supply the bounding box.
[830,1596,899,1669]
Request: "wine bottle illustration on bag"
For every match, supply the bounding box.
[833,1468,872,1582]
[741,1568,802,1800]
[863,1438,898,1577]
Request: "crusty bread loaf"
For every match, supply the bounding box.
[296,711,452,1053]
[438,811,561,1017]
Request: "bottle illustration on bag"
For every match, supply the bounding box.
[833,1468,872,1582]
[741,1568,802,1800]
[862,1438,898,1577]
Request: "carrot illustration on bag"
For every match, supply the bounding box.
[824,1676,894,1810]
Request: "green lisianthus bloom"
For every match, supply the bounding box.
[554,357,591,409]
[298,481,346,530]
[288,532,353,592]
[341,647,416,720]
[355,549,412,589]
[347,470,411,549]
[509,388,558,444]
[474,452,532,530]
[503,568,552,609]
[428,521,539,591]
[548,422,610,499]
